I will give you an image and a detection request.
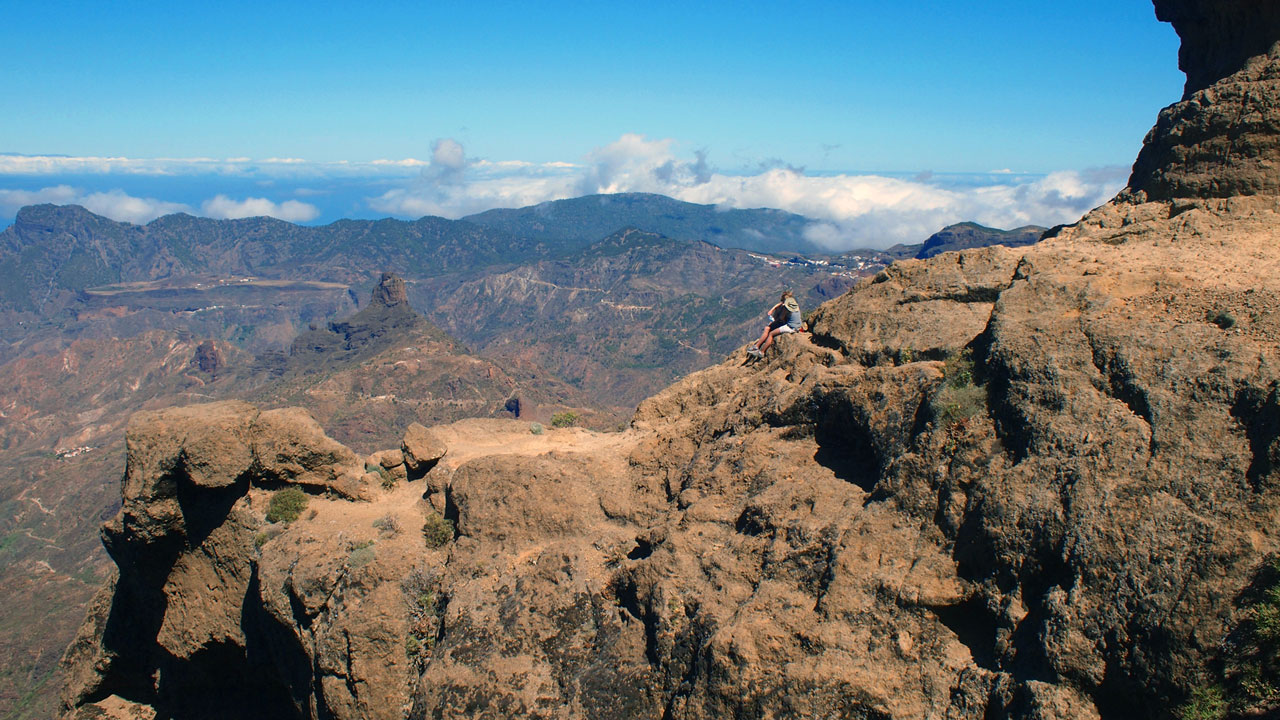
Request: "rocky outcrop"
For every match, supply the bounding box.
[191,340,225,375]
[59,401,377,719]
[370,271,408,307]
[290,272,432,364]
[1127,0,1280,199]
[1155,0,1280,97]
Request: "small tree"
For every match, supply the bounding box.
[551,411,579,428]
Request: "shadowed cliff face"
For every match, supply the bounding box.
[1155,0,1280,97]
[1128,0,1280,199]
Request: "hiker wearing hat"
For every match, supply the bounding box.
[748,291,802,359]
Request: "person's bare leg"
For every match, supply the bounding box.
[760,327,784,353]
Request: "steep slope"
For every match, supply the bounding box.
[415,228,854,406]
[1127,0,1280,199]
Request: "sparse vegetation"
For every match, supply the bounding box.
[373,514,401,536]
[930,349,988,451]
[423,512,454,548]
[266,487,308,524]
[348,540,375,568]
[1179,684,1227,720]
[551,411,579,428]
[897,347,915,365]
[402,567,443,670]
[529,422,544,435]
[1181,556,1280,718]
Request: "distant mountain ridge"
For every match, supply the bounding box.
[836,221,1047,267]
[461,192,822,254]
[0,204,540,315]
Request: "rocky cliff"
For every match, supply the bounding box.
[1127,0,1280,199]
[58,3,1280,719]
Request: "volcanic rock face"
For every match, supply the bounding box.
[370,271,409,307]
[1128,0,1280,199]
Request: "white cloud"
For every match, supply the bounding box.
[0,185,80,211]
[79,190,190,224]
[0,185,319,224]
[200,195,320,222]
[0,185,190,224]
[365,135,1126,248]
[1,139,1128,246]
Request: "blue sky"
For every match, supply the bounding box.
[1,1,1183,248]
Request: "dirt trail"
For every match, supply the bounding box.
[427,418,636,471]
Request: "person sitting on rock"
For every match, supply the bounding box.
[748,291,802,359]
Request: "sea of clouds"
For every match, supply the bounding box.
[0,135,1128,250]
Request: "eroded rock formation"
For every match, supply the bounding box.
[1128,0,1280,199]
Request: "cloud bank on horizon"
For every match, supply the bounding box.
[0,135,1128,251]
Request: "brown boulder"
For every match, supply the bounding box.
[401,422,447,471]
[367,449,404,469]
[251,407,362,494]
[807,245,1021,365]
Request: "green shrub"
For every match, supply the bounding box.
[934,384,988,427]
[1178,684,1226,720]
[367,462,395,489]
[404,634,422,659]
[349,546,375,568]
[423,513,454,549]
[1183,556,1280,717]
[348,539,375,568]
[529,422,544,435]
[929,350,988,452]
[551,411,579,428]
[266,487,308,524]
[943,350,976,387]
[1208,309,1237,329]
[932,351,986,426]
[373,514,401,536]
[254,532,270,549]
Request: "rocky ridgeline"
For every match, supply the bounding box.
[58,2,1280,719]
